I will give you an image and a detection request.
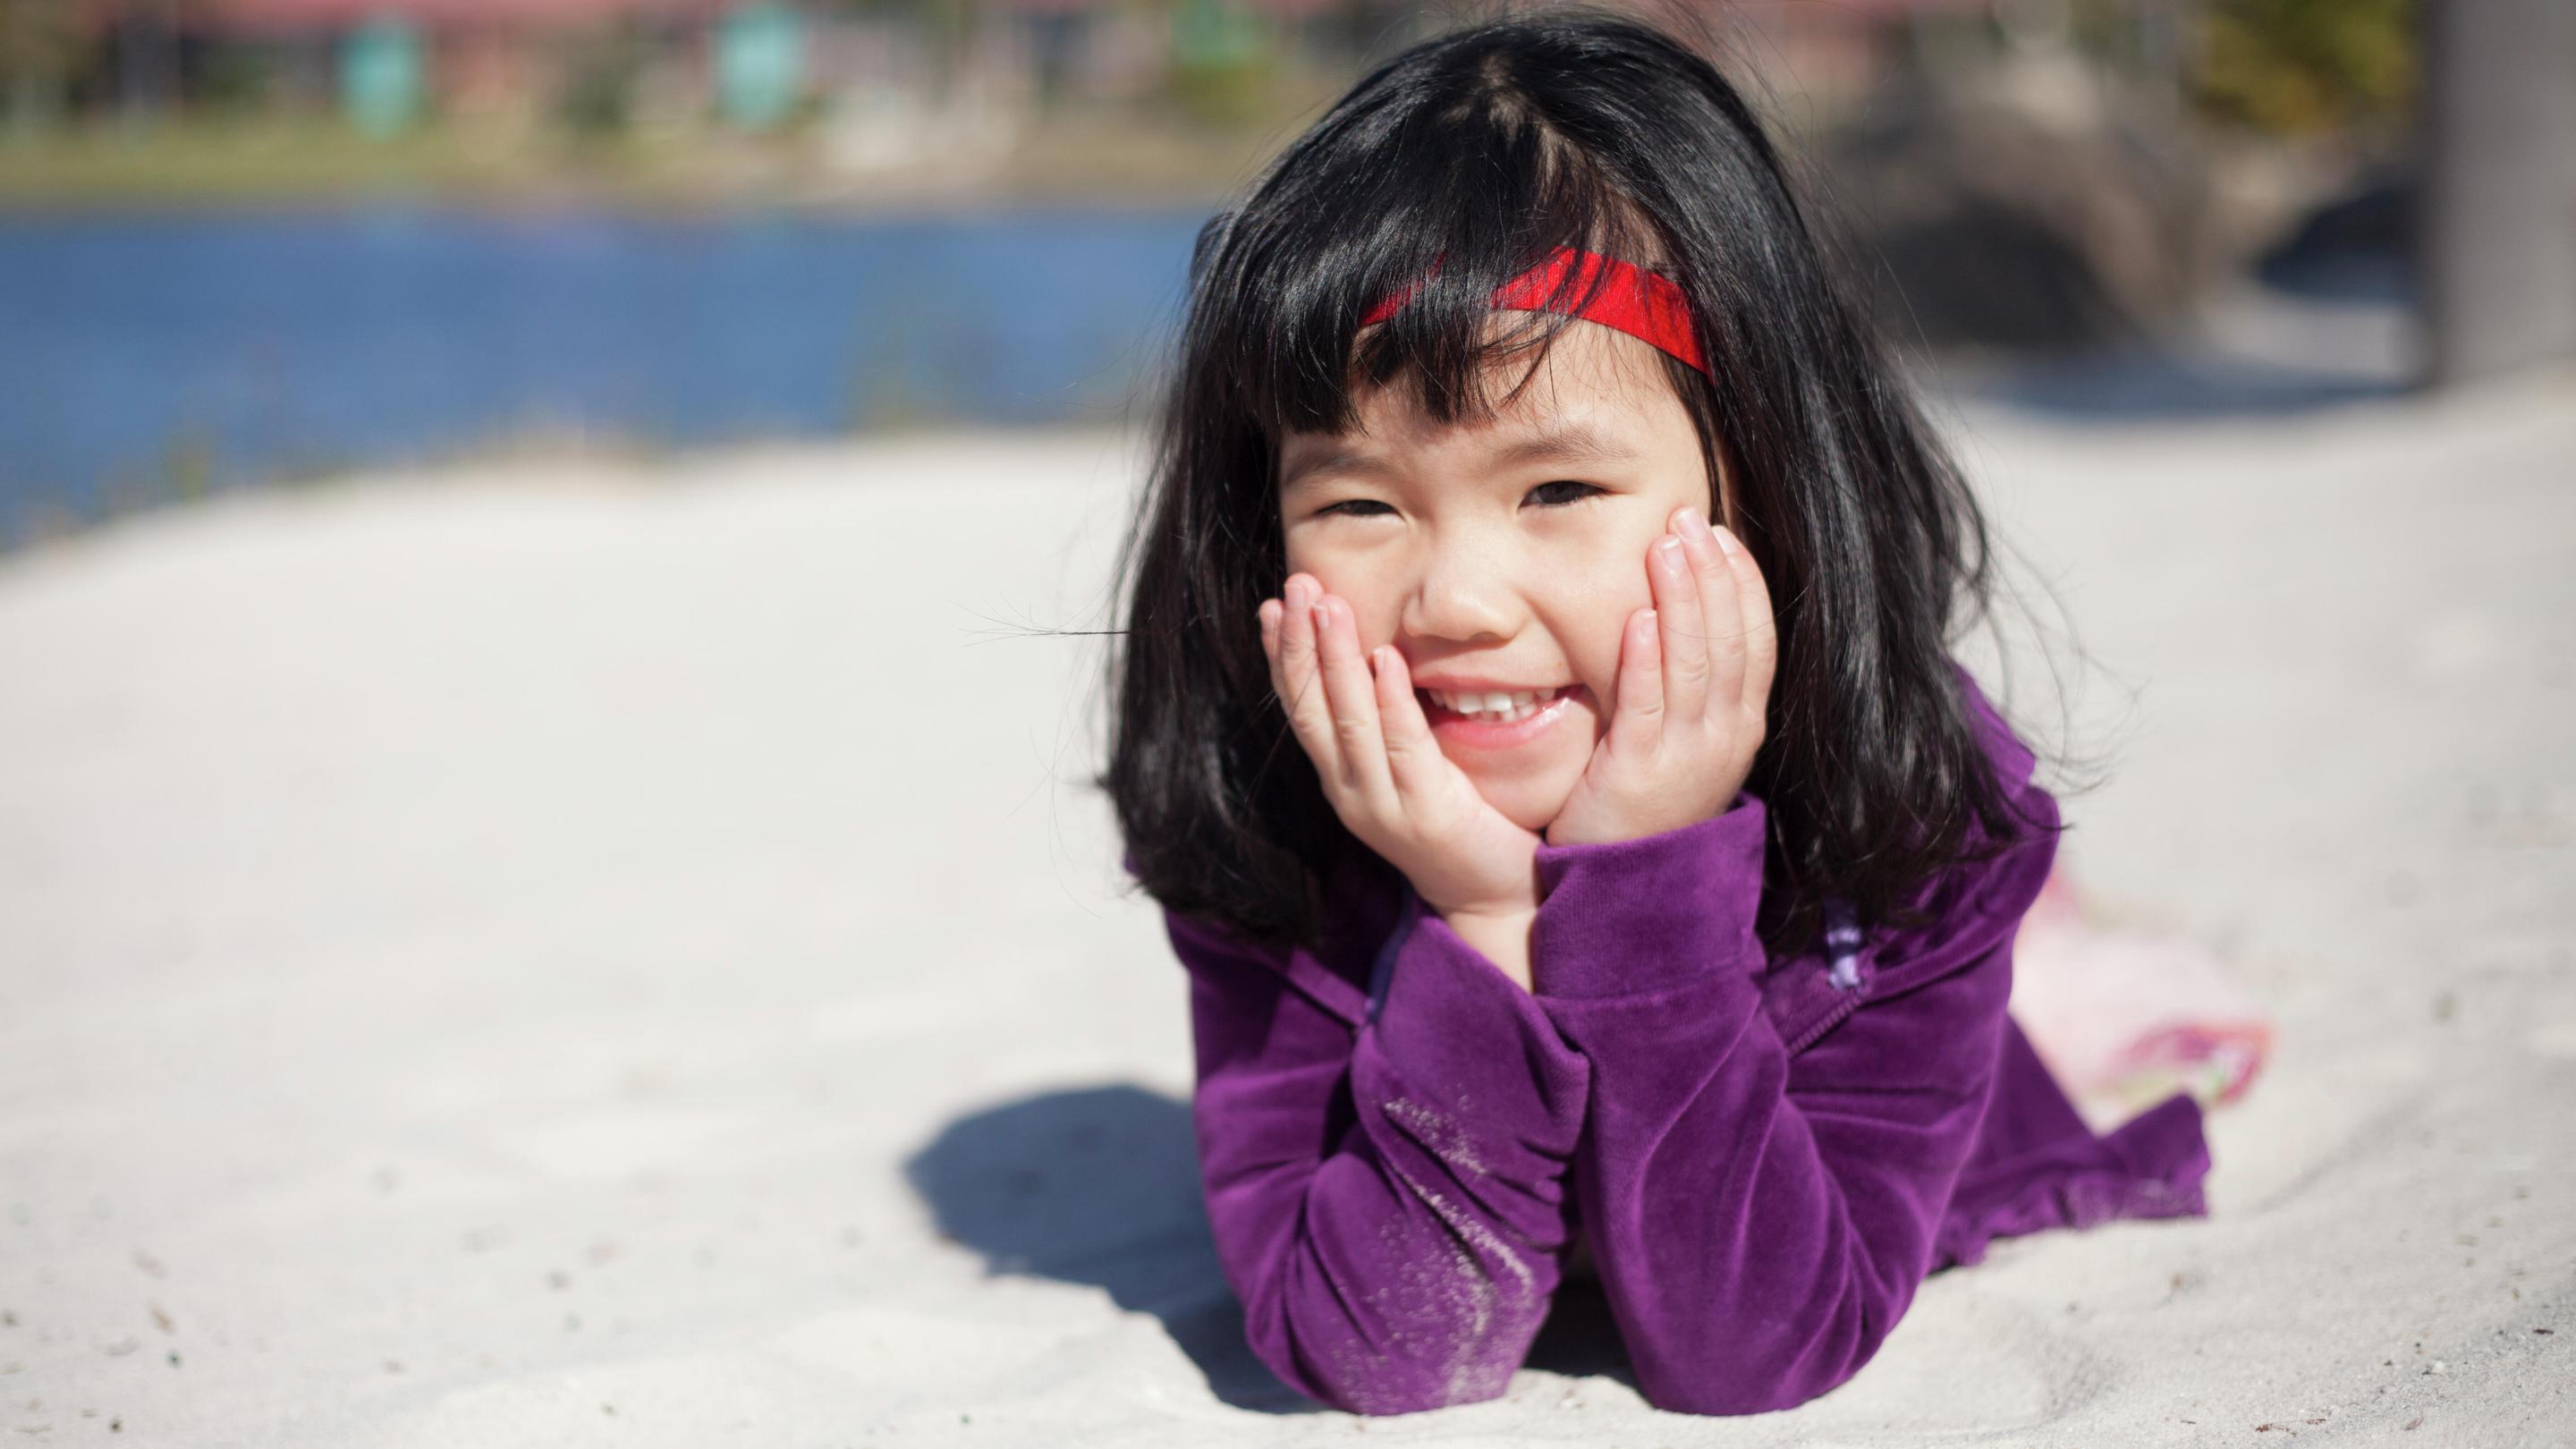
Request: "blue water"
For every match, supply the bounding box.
[0,204,1209,543]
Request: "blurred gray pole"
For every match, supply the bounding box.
[117,0,180,123]
[2419,0,2576,386]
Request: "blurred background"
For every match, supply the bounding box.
[2,0,2568,548]
[3,6,2572,1441]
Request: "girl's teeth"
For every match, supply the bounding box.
[1429,686,1564,722]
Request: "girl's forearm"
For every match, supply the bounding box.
[1440,907,1538,992]
[1171,905,1590,1414]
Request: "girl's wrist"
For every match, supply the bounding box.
[1433,905,1538,991]
[1428,894,1539,925]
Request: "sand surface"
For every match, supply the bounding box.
[1,372,2571,1445]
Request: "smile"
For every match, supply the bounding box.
[1421,684,1574,722]
[1418,685,1587,750]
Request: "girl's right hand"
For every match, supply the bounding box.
[1260,572,1545,925]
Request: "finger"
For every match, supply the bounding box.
[1686,515,1744,716]
[1715,525,1778,717]
[1612,604,1665,754]
[1262,596,1301,733]
[1260,597,1283,721]
[1653,523,1709,724]
[1369,643,1444,803]
[1276,575,1343,781]
[1680,510,1741,714]
[1312,595,1394,806]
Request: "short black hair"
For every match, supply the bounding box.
[1098,4,2068,958]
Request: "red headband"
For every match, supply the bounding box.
[1359,246,1709,378]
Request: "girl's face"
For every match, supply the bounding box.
[1276,318,1735,835]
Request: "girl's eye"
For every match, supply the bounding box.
[1525,479,1604,508]
[1317,481,1603,519]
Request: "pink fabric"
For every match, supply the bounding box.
[2009,867,2274,1127]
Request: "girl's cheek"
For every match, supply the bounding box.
[1583,560,1648,652]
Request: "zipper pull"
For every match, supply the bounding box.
[1822,895,1863,991]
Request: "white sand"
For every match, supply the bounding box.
[1,371,2570,1445]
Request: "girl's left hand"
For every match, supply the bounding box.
[1545,505,1778,848]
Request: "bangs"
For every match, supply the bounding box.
[1204,79,1683,448]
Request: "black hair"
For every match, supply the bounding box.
[1097,4,2074,960]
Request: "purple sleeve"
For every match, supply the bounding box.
[1169,902,1593,1414]
[1526,775,2059,1416]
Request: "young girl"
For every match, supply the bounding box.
[1102,7,2213,1418]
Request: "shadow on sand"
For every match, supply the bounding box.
[903,1082,1637,1413]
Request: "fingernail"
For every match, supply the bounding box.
[1310,601,1332,634]
[1712,525,1741,556]
[1677,506,1710,538]
[1657,536,1687,567]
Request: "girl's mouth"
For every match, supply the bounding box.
[1417,685,1588,751]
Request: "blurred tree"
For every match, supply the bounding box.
[196,36,280,115]
[1168,0,1271,125]
[2191,0,2415,135]
[869,0,974,101]
[559,19,650,137]
[0,0,92,131]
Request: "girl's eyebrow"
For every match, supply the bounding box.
[1487,419,1640,472]
[1276,446,1385,496]
[1279,420,1638,495]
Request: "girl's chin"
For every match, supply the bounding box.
[1455,771,1579,836]
[1438,730,1597,833]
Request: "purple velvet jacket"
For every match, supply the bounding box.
[1147,666,2213,1417]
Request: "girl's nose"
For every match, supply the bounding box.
[1401,547,1525,644]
